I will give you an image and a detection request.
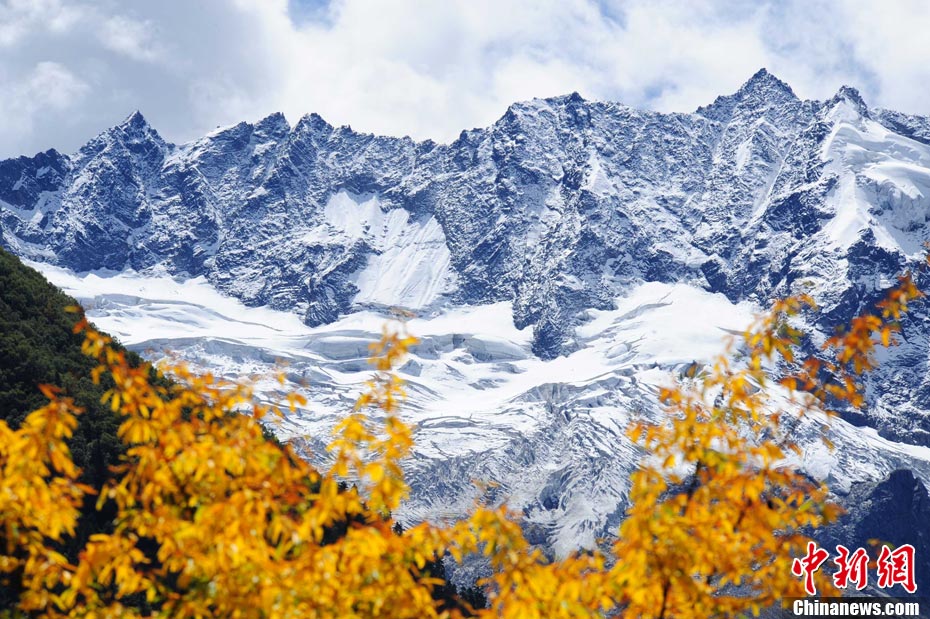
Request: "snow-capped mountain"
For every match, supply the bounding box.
[2,69,929,564]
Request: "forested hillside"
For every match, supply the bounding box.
[0,248,487,615]
[0,246,126,483]
[0,247,137,608]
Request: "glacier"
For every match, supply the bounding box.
[2,68,930,573]
[29,261,930,561]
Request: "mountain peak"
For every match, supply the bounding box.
[696,68,798,122]
[826,85,871,120]
[738,68,795,97]
[834,85,868,107]
[295,112,333,135]
[112,110,166,145]
[75,109,168,161]
[257,111,288,127]
[499,92,590,128]
[120,110,150,130]
[254,112,290,137]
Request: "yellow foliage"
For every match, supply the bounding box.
[1,257,926,618]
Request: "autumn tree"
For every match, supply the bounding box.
[0,257,926,618]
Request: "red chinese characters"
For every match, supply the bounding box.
[877,544,917,594]
[833,545,869,591]
[792,541,830,596]
[792,542,918,595]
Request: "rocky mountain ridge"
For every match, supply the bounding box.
[2,68,928,444]
[3,69,930,563]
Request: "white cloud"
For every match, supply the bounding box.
[23,61,90,108]
[0,0,81,47]
[98,16,166,63]
[1,0,930,157]
[0,61,89,154]
[834,0,930,114]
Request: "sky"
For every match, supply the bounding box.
[2,0,930,158]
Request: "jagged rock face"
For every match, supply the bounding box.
[1,68,929,452]
[820,469,930,595]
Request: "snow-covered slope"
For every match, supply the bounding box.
[4,68,930,559]
[32,261,930,557]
